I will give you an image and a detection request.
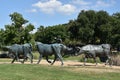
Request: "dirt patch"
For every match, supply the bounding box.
[68,66,120,74]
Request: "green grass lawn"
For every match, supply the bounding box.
[0,52,120,80]
[0,63,120,80]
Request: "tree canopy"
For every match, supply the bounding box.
[0,12,34,45]
[0,10,120,48]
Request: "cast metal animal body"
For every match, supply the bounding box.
[76,44,112,66]
[8,43,33,63]
[35,42,67,65]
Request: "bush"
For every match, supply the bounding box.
[112,54,120,66]
[33,51,39,59]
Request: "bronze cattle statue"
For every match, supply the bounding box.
[35,42,69,65]
[7,43,33,63]
[76,44,112,66]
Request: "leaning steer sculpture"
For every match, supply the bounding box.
[35,42,68,65]
[76,44,112,66]
[7,43,33,63]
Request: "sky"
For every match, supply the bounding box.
[0,0,120,31]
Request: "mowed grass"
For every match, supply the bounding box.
[0,52,120,80]
[0,63,120,80]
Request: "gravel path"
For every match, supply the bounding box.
[1,59,120,70]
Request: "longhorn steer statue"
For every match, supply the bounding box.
[7,43,33,63]
[35,42,69,65]
[76,44,112,66]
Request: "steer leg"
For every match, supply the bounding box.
[46,56,52,63]
[109,57,113,67]
[11,55,16,63]
[37,54,43,64]
[93,57,97,66]
[29,53,33,63]
[105,56,112,66]
[11,58,16,63]
[26,53,33,64]
[21,52,28,64]
[51,55,57,65]
[83,57,87,66]
[52,46,64,66]
[56,53,64,66]
[16,52,20,62]
[22,56,28,64]
[92,54,97,66]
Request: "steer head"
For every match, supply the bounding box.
[62,46,80,57]
[74,46,84,55]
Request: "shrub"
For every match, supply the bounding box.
[112,53,120,66]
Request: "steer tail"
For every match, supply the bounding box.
[29,43,33,51]
[36,44,39,52]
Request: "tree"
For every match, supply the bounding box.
[1,10,120,49]
[3,12,34,45]
[9,12,28,29]
[34,25,46,42]
[4,25,16,44]
[67,10,113,44]
[35,24,68,44]
[99,24,112,43]
[0,29,5,47]
[110,13,120,47]
[68,20,79,39]
[68,10,96,44]
[95,11,111,43]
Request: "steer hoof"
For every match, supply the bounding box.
[61,63,64,66]
[48,61,52,63]
[51,63,53,65]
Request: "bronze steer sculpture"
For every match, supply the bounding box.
[7,43,33,63]
[76,44,112,66]
[35,42,69,66]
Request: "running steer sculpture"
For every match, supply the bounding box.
[76,44,112,66]
[7,43,33,63]
[35,42,68,65]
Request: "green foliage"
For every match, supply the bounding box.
[35,24,68,43]
[67,10,120,47]
[68,20,79,40]
[0,10,120,48]
[0,12,34,45]
[9,12,28,28]
[3,25,16,44]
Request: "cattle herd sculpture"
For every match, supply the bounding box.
[0,42,113,66]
